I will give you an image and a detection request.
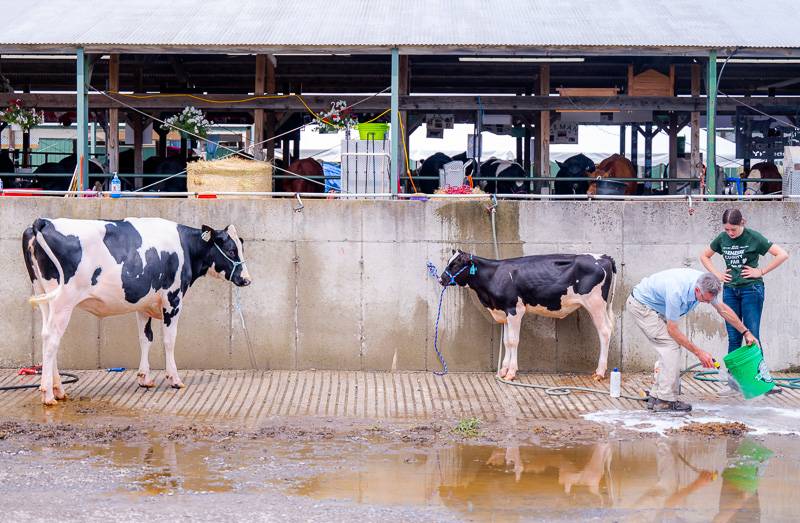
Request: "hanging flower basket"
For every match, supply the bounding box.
[317,100,358,133]
[161,106,212,138]
[0,99,42,131]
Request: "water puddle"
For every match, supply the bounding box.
[3,431,799,521]
[289,438,800,521]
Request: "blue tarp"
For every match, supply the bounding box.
[322,161,341,192]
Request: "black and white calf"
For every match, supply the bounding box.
[22,217,251,405]
[440,250,617,380]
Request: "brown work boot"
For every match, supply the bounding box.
[765,386,783,396]
[652,399,692,413]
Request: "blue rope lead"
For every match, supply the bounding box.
[432,285,449,376]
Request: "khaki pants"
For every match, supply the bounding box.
[627,295,681,402]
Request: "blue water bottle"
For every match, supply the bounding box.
[110,174,121,198]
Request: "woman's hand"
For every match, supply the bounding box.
[744,331,759,347]
[741,266,763,279]
[717,268,732,283]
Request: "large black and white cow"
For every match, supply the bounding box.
[477,159,530,195]
[439,250,616,381]
[22,217,251,405]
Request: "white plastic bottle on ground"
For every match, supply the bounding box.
[610,367,621,398]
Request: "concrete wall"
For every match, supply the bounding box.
[0,198,798,373]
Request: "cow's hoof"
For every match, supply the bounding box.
[41,393,58,406]
[592,373,606,381]
[137,377,156,388]
[505,372,518,381]
[165,374,185,389]
[53,389,67,401]
[499,367,509,379]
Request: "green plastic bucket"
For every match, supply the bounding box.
[357,123,389,141]
[723,343,775,399]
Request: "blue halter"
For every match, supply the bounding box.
[444,255,476,285]
[214,243,247,281]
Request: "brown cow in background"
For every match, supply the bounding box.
[744,161,782,195]
[277,158,324,193]
[586,154,637,196]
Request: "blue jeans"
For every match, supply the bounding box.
[723,283,764,353]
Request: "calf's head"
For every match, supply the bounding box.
[202,224,252,287]
[439,249,475,287]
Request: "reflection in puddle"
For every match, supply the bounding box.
[17,434,800,521]
[64,439,235,495]
[291,438,799,521]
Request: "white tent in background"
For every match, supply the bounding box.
[298,124,741,169]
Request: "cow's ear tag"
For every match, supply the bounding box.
[469,263,477,275]
[201,230,212,242]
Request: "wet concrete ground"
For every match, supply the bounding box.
[1,370,800,521]
[1,424,799,522]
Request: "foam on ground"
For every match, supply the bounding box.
[583,402,800,436]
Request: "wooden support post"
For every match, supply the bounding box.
[533,65,550,186]
[90,121,97,160]
[292,130,300,162]
[265,56,276,162]
[668,113,679,182]
[253,55,266,160]
[523,119,531,176]
[282,137,290,167]
[515,126,523,165]
[156,128,168,158]
[619,125,626,155]
[22,131,30,168]
[631,126,639,173]
[691,63,701,181]
[130,114,144,175]
[108,54,120,173]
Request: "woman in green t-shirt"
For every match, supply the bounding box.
[700,208,789,357]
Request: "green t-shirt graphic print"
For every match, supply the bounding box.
[710,228,772,288]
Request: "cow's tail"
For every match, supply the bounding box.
[28,228,64,306]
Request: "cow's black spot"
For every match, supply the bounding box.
[103,221,179,303]
[163,306,180,327]
[91,267,102,286]
[25,219,82,285]
[144,318,153,342]
[167,289,181,309]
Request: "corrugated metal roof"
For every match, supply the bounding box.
[1,0,799,52]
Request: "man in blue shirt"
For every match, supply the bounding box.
[627,269,756,413]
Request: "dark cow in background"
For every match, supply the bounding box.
[477,158,529,195]
[586,154,638,196]
[440,250,617,381]
[22,217,251,405]
[414,153,529,195]
[276,158,324,193]
[744,161,782,195]
[32,155,106,191]
[0,149,16,189]
[415,152,453,193]
[120,149,189,192]
[554,154,595,195]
